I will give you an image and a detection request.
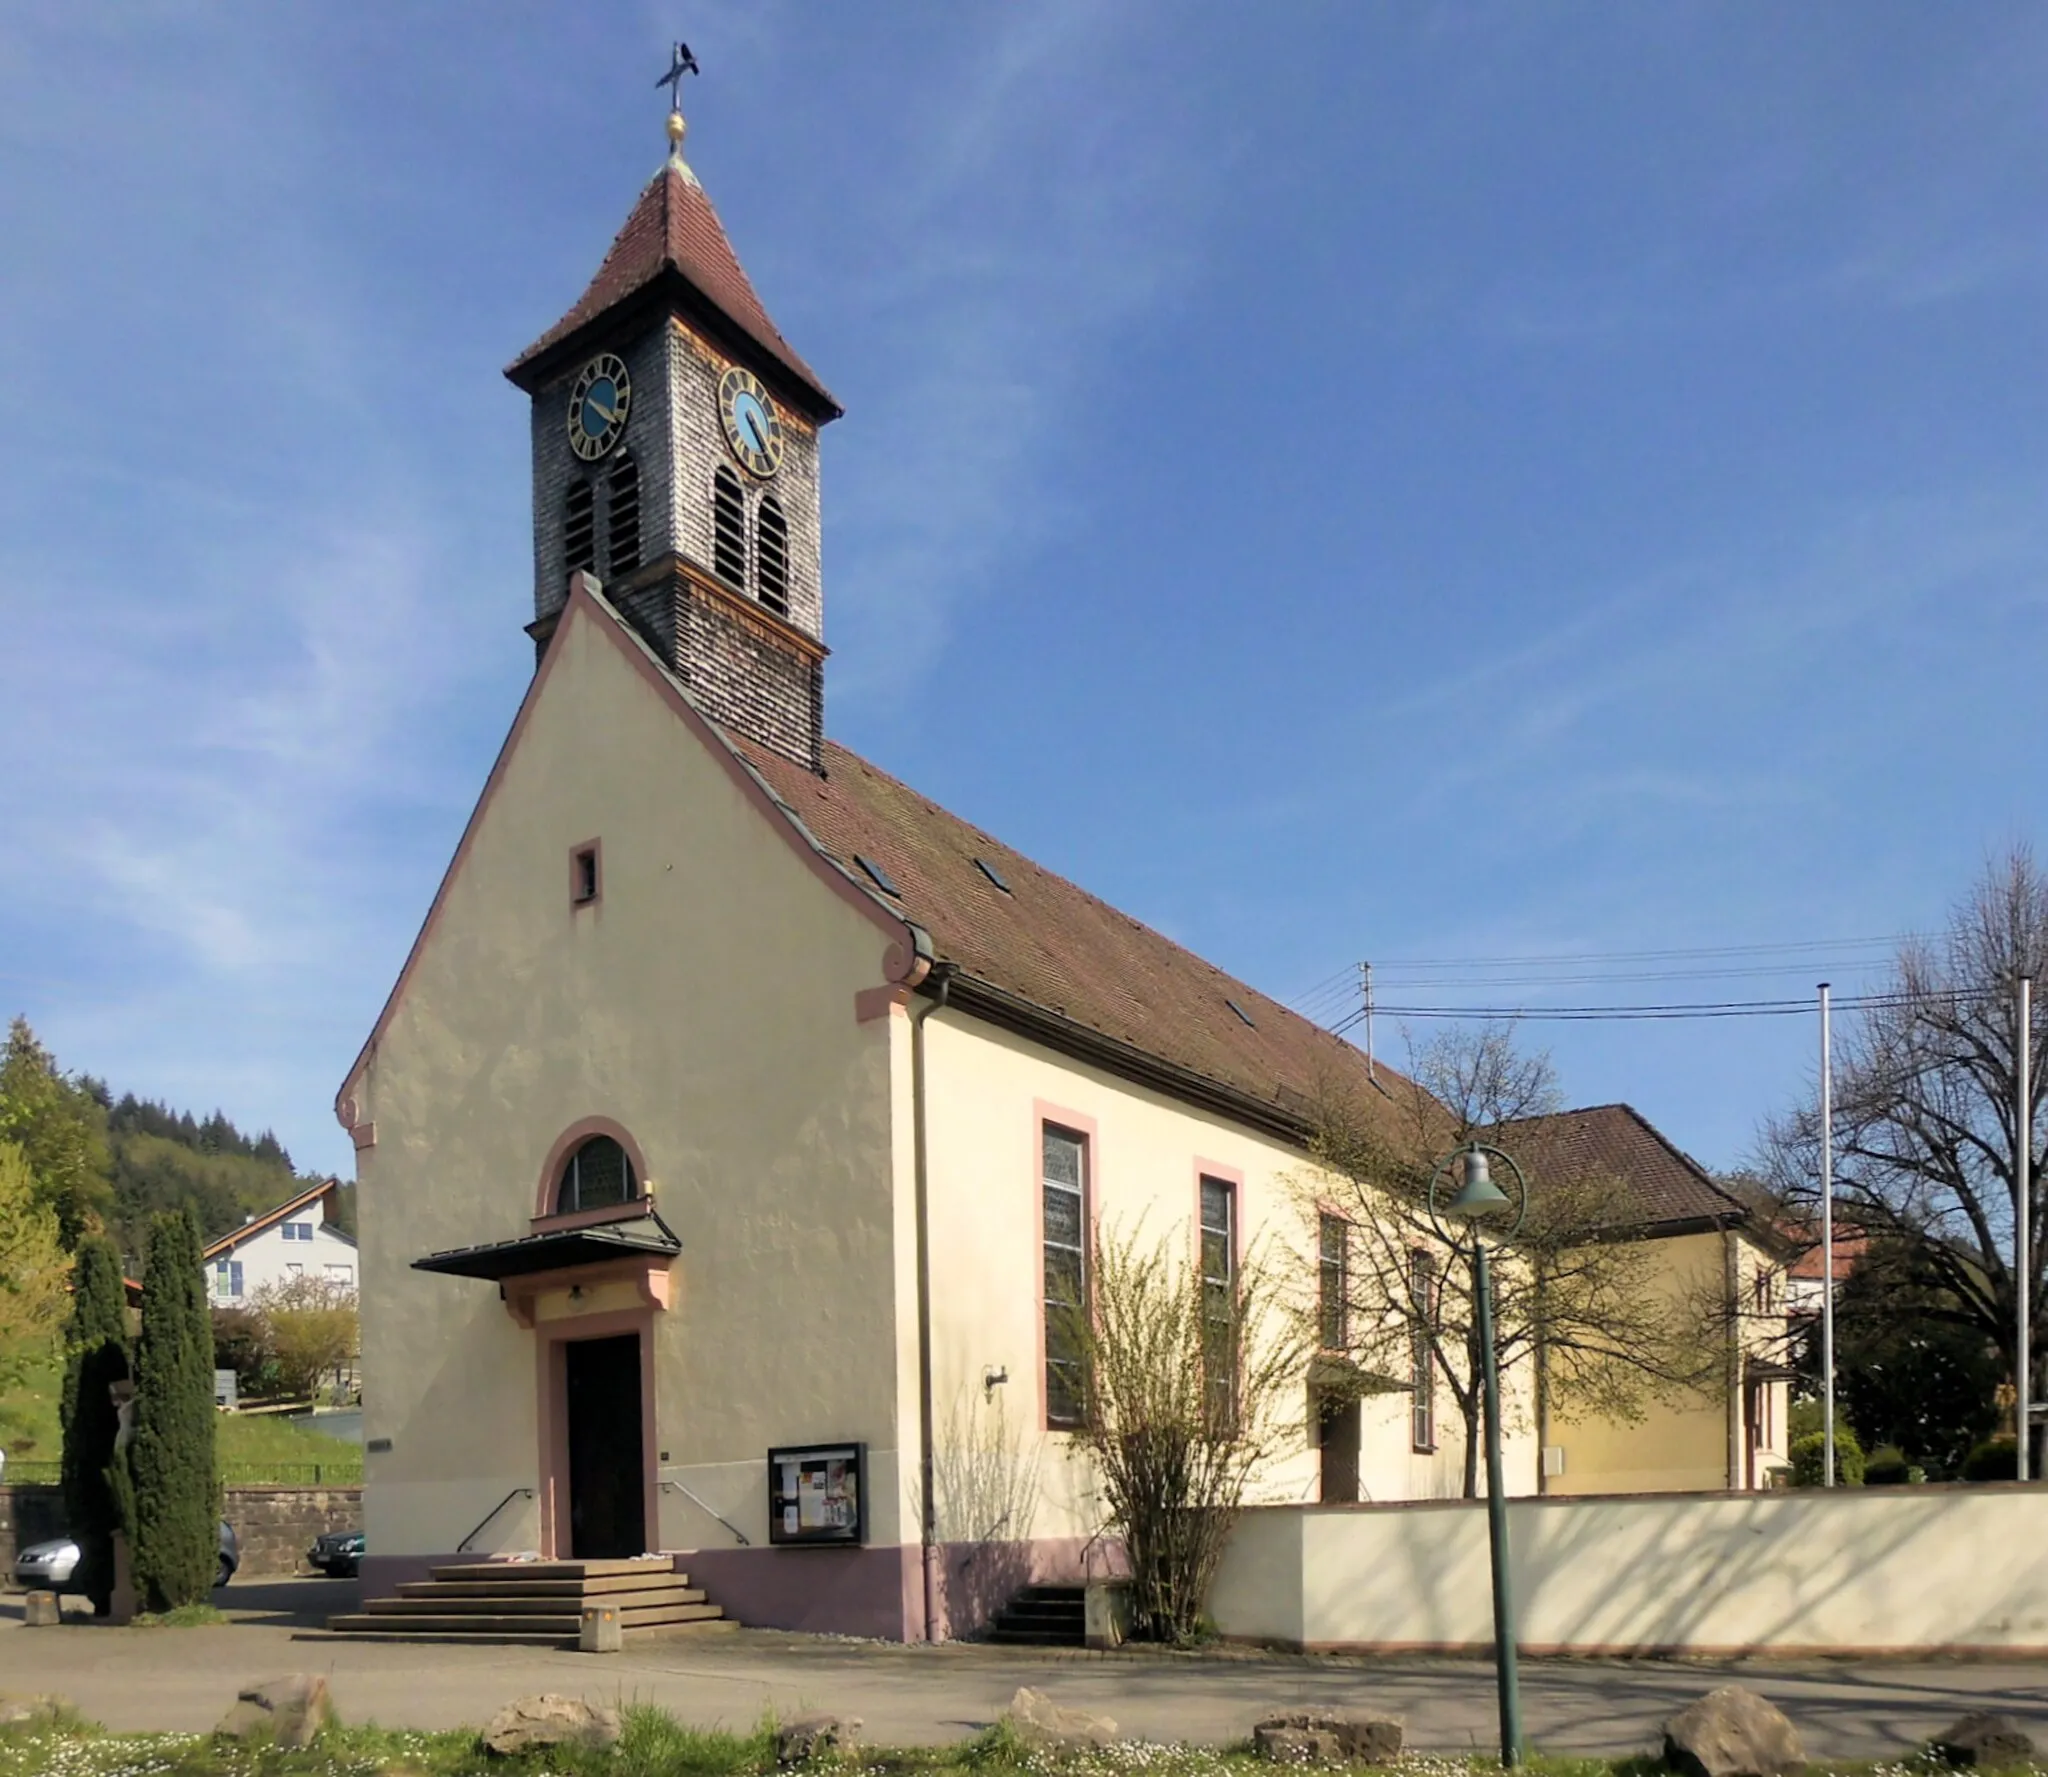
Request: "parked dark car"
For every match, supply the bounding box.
[12,1519,239,1593]
[307,1530,363,1578]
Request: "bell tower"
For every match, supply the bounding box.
[505,74,842,771]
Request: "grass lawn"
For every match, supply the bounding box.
[0,1355,360,1486]
[0,1707,2028,1777]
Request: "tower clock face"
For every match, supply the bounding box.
[567,354,632,461]
[719,366,784,479]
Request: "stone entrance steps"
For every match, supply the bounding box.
[985,1583,1085,1646]
[327,1558,735,1646]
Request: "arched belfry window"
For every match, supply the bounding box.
[757,496,789,617]
[555,1135,637,1215]
[607,456,641,580]
[712,468,747,587]
[564,480,596,577]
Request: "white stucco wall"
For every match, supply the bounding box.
[910,1013,1514,1545]
[347,596,910,1561]
[1211,1486,2048,1653]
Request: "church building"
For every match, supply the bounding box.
[338,96,1787,1642]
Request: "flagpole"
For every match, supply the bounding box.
[2019,975,2032,1482]
[1820,982,1835,1489]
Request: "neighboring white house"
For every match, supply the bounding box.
[206,1178,358,1304]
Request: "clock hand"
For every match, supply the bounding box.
[586,397,618,425]
[743,410,766,451]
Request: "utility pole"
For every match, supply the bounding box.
[1820,982,1836,1489]
[2020,975,2032,1482]
[1360,961,1375,1082]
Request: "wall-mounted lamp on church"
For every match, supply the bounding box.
[982,1365,1008,1399]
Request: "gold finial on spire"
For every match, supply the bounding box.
[657,41,699,161]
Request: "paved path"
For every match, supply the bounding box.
[6,1581,2048,1758]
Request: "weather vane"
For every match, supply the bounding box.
[658,41,700,114]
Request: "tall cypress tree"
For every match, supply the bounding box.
[125,1205,218,1610]
[59,1236,130,1614]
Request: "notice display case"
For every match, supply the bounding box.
[766,1442,867,1547]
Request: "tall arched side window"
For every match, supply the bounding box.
[712,468,747,587]
[555,1134,638,1215]
[607,456,641,580]
[756,496,790,617]
[564,479,597,577]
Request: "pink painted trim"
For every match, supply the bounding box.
[349,1122,377,1153]
[569,836,603,909]
[333,572,925,1118]
[1032,1099,1099,1434]
[503,1253,677,1329]
[534,1305,659,1560]
[534,1117,653,1218]
[855,984,909,1023]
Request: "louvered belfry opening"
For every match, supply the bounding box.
[712,467,747,587]
[756,497,789,616]
[564,480,596,576]
[607,456,641,580]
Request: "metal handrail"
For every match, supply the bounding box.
[659,1477,751,1546]
[456,1486,535,1553]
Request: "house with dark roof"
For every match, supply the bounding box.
[338,98,1789,1643]
[1495,1104,1793,1493]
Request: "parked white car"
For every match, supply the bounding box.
[12,1522,240,1593]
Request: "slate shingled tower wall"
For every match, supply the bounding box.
[508,139,839,772]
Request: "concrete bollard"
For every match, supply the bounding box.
[579,1604,621,1653]
[23,1590,61,1627]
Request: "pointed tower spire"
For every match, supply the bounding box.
[506,51,840,771]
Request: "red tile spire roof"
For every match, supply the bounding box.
[506,144,838,417]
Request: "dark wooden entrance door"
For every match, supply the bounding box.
[1318,1393,1362,1503]
[565,1334,646,1559]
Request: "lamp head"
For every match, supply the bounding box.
[1445,1146,1513,1219]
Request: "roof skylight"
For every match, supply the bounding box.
[1226,998,1256,1029]
[855,855,901,896]
[975,857,1012,894]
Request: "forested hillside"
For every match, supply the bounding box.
[1,1017,345,1266]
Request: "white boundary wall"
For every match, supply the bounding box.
[1210,1486,2048,1656]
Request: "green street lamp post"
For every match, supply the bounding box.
[1427,1141,1529,1769]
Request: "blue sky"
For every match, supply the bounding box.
[2,5,2044,1180]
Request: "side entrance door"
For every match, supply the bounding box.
[565,1333,646,1558]
[1318,1392,1362,1503]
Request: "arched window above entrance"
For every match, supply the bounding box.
[555,1134,638,1215]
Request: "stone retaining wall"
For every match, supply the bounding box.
[0,1485,361,1578]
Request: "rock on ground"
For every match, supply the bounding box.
[482,1695,623,1758]
[1664,1686,1805,1777]
[0,1696,75,1728]
[1934,1712,2035,1768]
[776,1714,862,1764]
[1003,1687,1118,1751]
[215,1676,335,1750]
[1252,1711,1405,1765]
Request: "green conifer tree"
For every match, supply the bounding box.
[124,1205,218,1610]
[59,1235,130,1613]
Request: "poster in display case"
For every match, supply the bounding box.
[766,1442,867,1547]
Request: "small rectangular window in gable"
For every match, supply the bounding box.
[571,841,601,907]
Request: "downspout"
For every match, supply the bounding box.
[910,964,955,1642]
[1723,1228,1744,1490]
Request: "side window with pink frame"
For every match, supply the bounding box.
[1042,1123,1088,1428]
[556,1134,638,1214]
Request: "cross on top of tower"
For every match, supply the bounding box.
[657,41,699,158]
